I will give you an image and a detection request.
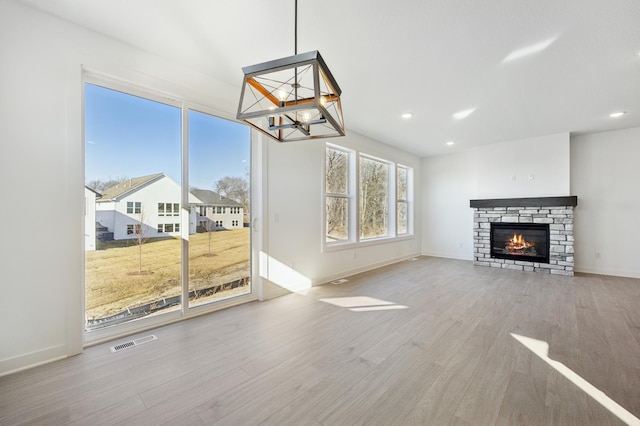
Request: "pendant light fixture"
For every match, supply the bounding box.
[236,0,345,142]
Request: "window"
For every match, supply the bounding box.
[216,206,222,214]
[324,143,413,249]
[397,166,409,235]
[158,202,179,217]
[359,156,389,240]
[127,201,141,214]
[127,224,141,235]
[157,223,180,233]
[199,206,206,216]
[325,146,351,242]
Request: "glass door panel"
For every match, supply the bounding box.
[187,109,251,308]
[84,83,182,331]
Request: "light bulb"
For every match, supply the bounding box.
[278,90,287,101]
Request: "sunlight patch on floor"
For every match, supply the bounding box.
[319,296,408,312]
[511,333,640,426]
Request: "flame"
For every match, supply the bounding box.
[506,233,534,251]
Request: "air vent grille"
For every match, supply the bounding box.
[110,334,158,353]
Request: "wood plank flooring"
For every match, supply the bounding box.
[1,257,639,425]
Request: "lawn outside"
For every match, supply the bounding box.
[85,228,250,321]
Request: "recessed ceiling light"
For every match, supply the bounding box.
[401,112,414,119]
[609,111,626,118]
[452,108,476,120]
[635,50,640,57]
[446,141,455,146]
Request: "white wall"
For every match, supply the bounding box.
[0,0,238,375]
[421,132,570,260]
[474,133,570,198]
[571,127,640,278]
[421,150,477,259]
[0,1,421,375]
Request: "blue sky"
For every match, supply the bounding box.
[85,83,250,190]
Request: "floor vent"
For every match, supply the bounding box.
[331,278,349,285]
[110,334,158,353]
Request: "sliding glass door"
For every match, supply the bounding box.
[84,80,252,335]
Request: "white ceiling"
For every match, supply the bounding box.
[20,0,640,157]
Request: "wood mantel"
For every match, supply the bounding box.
[470,196,578,208]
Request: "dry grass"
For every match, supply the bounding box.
[85,228,250,319]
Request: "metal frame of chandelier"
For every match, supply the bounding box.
[236,1,345,142]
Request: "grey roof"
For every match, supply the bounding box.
[190,189,242,207]
[85,186,102,199]
[97,173,165,202]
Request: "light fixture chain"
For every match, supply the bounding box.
[294,0,298,106]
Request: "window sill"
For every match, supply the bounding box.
[322,234,414,253]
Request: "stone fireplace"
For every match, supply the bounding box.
[470,196,577,276]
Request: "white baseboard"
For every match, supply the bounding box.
[574,265,640,279]
[0,344,68,377]
[420,251,473,261]
[314,252,422,286]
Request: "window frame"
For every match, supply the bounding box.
[358,153,393,241]
[323,143,413,252]
[396,164,411,236]
[324,144,355,246]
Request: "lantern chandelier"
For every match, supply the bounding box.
[236,0,345,142]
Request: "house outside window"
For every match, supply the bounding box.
[127,201,141,214]
[158,202,179,217]
[127,224,141,235]
[157,223,180,233]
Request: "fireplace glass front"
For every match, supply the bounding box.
[490,222,550,264]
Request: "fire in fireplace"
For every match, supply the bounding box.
[490,222,550,263]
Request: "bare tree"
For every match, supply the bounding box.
[360,158,388,238]
[86,176,130,193]
[204,217,216,256]
[215,175,249,215]
[326,148,348,239]
[135,209,148,273]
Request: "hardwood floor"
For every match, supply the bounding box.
[1,257,639,425]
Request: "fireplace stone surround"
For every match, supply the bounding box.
[470,196,577,276]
